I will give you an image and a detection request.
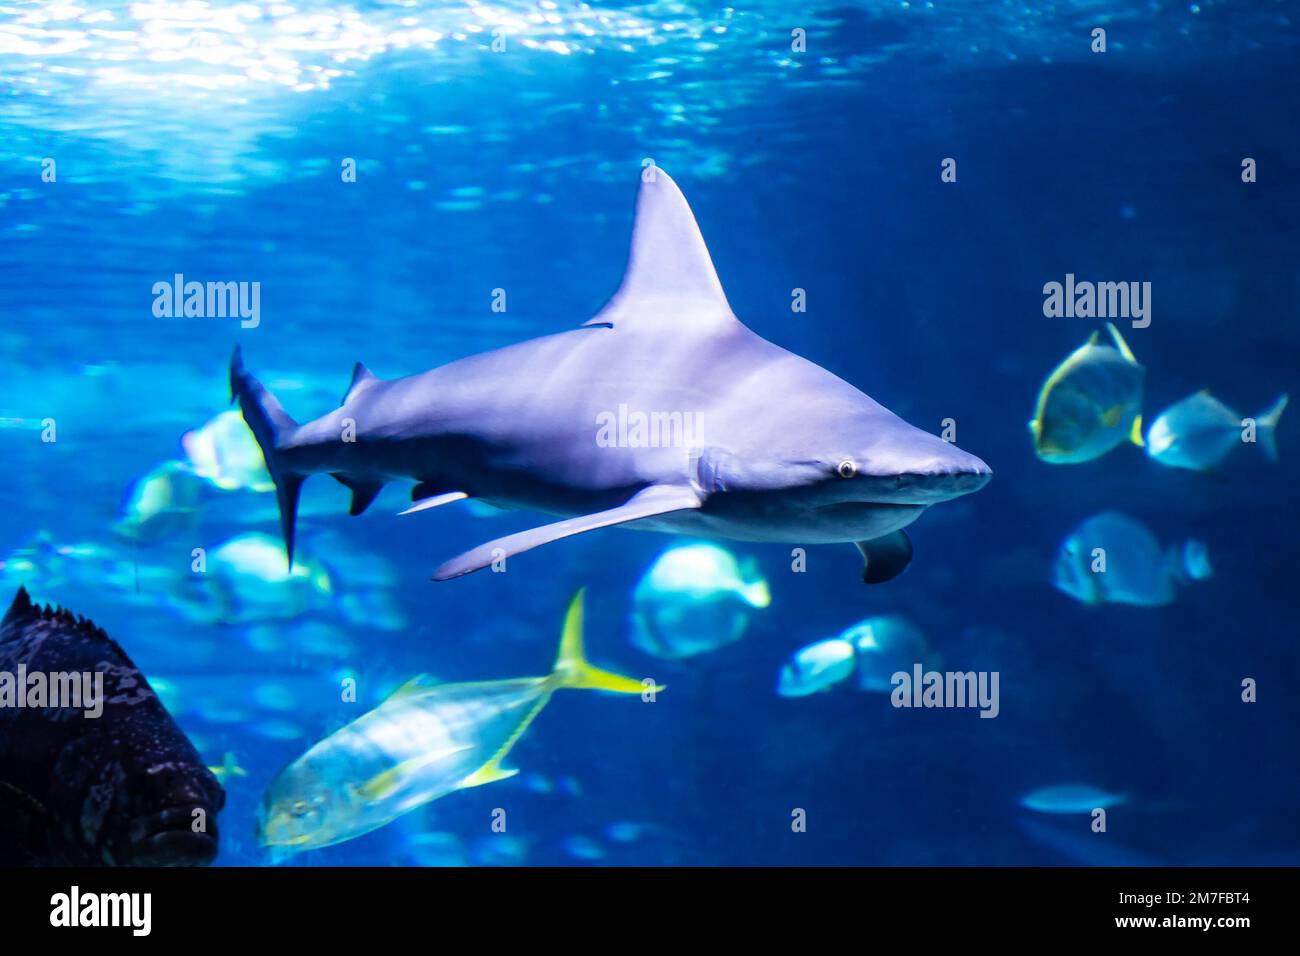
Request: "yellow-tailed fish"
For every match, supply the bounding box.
[257,590,654,853]
[1029,322,1145,463]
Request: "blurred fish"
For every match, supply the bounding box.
[1020,784,1126,813]
[523,772,555,795]
[403,831,467,867]
[2,533,176,614]
[561,835,605,861]
[1053,511,1212,607]
[1146,390,1287,471]
[114,460,206,543]
[336,588,406,633]
[207,752,248,785]
[1030,323,1145,463]
[258,590,653,853]
[605,821,654,843]
[252,720,306,741]
[470,834,530,866]
[245,620,357,660]
[845,615,934,692]
[1019,819,1162,866]
[182,409,274,492]
[152,670,360,727]
[630,543,770,659]
[0,587,224,866]
[776,638,855,696]
[202,533,333,624]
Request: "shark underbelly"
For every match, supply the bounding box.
[635,500,927,543]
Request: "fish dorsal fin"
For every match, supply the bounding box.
[2,586,37,628]
[586,169,736,332]
[1105,323,1138,363]
[342,362,379,405]
[384,673,438,702]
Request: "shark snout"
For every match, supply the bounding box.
[859,433,992,503]
[925,445,992,482]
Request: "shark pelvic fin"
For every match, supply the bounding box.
[586,168,736,332]
[331,474,384,516]
[431,484,703,580]
[856,531,913,584]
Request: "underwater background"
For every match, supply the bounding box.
[2,0,1298,866]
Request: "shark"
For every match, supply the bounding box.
[231,168,992,583]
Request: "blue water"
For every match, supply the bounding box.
[2,1,1298,866]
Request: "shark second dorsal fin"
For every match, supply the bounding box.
[586,169,736,332]
[342,362,379,405]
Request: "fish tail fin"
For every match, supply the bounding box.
[1180,540,1213,582]
[1255,393,1287,463]
[230,346,305,569]
[552,589,657,695]
[743,579,772,609]
[1129,414,1145,447]
[738,557,771,608]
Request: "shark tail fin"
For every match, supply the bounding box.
[1255,393,1287,464]
[230,347,304,569]
[551,589,658,695]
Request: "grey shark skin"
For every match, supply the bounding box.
[231,169,991,582]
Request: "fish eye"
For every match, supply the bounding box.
[291,800,311,818]
[836,459,858,479]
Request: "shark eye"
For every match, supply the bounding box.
[836,459,858,479]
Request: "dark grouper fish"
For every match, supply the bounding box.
[0,587,224,866]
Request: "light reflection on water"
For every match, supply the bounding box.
[5,1,1292,193]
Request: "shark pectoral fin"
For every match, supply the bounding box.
[431,484,703,581]
[855,531,913,584]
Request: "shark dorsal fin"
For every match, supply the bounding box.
[586,169,735,331]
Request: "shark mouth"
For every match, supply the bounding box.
[849,469,993,505]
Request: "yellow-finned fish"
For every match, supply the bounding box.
[1029,322,1145,464]
[257,590,654,853]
